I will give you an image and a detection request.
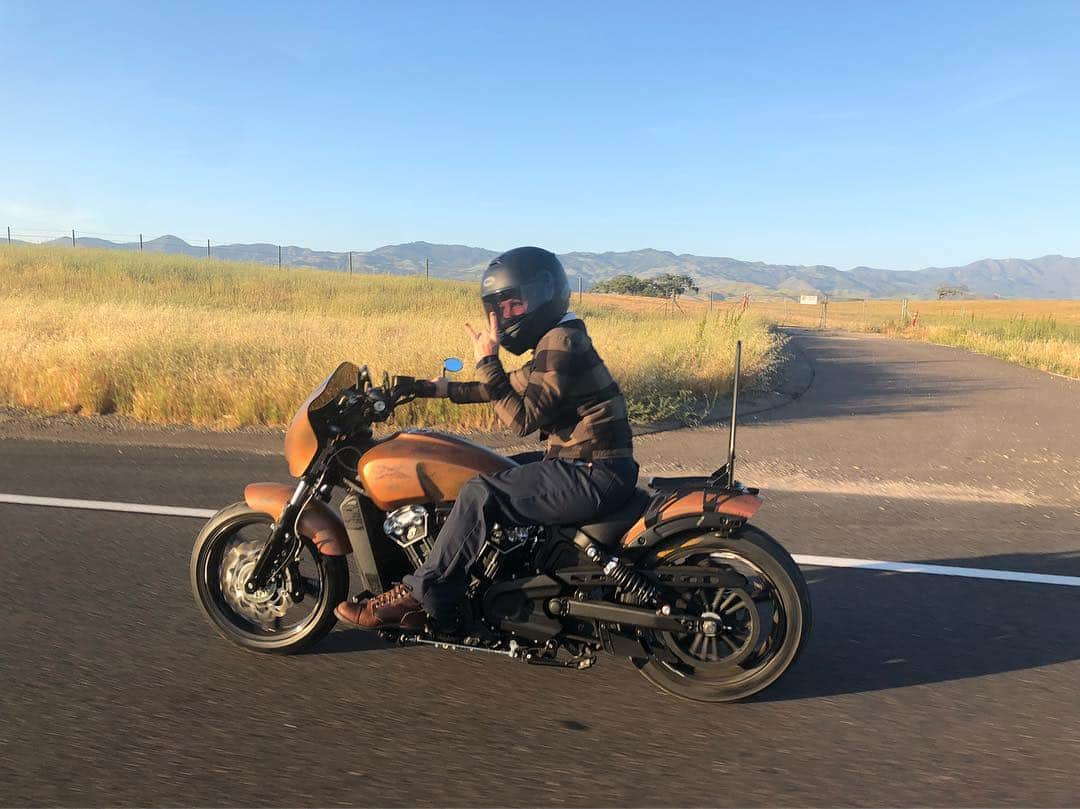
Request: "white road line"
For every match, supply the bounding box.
[793,554,1080,587]
[2,492,1079,588]
[0,493,216,519]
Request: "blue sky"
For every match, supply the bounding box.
[2,1,1078,269]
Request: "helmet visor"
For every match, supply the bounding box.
[483,272,554,325]
[483,289,532,334]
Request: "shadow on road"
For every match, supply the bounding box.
[760,550,1080,701]
[750,330,1013,424]
[312,550,1080,703]
[315,627,391,654]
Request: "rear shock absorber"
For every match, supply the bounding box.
[583,543,664,607]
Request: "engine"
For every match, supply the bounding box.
[383,503,536,581]
[383,504,432,569]
[474,523,533,583]
[383,506,559,641]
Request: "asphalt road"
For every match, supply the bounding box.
[1,330,1078,807]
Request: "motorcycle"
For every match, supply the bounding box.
[191,342,811,702]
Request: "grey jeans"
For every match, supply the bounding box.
[402,456,638,620]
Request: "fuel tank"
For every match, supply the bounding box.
[356,430,516,511]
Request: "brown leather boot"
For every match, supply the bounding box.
[335,584,426,631]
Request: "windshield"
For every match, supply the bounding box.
[308,362,361,416]
[284,362,361,477]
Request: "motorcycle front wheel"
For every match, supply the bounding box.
[190,503,348,654]
[635,525,811,702]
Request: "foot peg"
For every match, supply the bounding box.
[522,651,597,669]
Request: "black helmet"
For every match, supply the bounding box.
[481,246,571,355]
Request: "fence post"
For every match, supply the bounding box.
[278,245,282,269]
[72,229,76,247]
[708,292,713,312]
[349,251,353,276]
[139,233,143,251]
[207,239,211,259]
[6,226,10,245]
[425,258,429,280]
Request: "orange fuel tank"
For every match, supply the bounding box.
[356,430,516,511]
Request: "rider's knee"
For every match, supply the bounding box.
[459,476,491,503]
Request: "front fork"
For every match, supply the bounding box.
[245,479,312,595]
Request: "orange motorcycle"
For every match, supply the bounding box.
[191,344,811,702]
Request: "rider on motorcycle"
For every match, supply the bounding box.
[334,246,639,630]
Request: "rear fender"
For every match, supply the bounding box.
[244,482,352,556]
[620,491,763,550]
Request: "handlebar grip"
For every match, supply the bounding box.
[393,375,428,398]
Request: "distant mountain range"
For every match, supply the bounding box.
[31,234,1079,299]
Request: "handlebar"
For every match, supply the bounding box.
[341,375,427,426]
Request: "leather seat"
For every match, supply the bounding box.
[576,487,653,547]
[647,474,711,491]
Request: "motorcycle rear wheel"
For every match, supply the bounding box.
[635,525,811,702]
[191,502,348,654]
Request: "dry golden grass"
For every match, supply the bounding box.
[0,245,778,430]
[753,298,1080,378]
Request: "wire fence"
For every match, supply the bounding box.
[585,290,1080,339]
[3,225,386,276]
[6,225,1077,334]
[3,225,760,307]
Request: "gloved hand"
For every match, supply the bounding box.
[464,312,500,362]
[411,378,448,398]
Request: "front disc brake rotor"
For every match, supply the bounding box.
[221,540,291,624]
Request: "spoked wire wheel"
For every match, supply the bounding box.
[191,503,347,654]
[635,525,811,702]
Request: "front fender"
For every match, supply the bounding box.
[244,482,352,556]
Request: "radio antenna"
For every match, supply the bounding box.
[727,340,741,488]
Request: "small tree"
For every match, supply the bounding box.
[591,273,701,300]
[592,274,664,297]
[651,273,699,301]
[937,283,971,299]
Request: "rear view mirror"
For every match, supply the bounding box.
[442,357,464,374]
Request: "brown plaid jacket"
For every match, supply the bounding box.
[448,319,634,461]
